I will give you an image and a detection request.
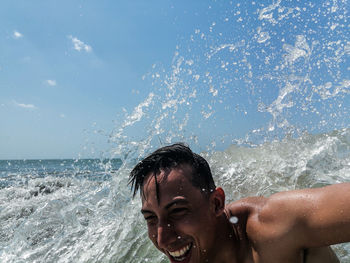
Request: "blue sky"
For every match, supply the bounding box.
[1,1,349,159]
[0,1,183,159]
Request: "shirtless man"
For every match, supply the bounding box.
[129,143,348,262]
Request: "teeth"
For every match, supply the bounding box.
[168,244,191,258]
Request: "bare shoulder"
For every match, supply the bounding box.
[227,194,305,244]
[226,196,267,216]
[225,196,272,242]
[226,195,340,263]
[227,196,297,261]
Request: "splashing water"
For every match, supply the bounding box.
[1,1,350,262]
[229,216,239,224]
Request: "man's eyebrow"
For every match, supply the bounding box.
[141,199,189,214]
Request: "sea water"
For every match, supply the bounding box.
[1,132,350,262]
[1,0,350,262]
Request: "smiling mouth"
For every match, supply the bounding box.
[168,243,193,262]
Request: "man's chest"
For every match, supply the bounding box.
[249,248,304,263]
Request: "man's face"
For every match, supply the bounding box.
[141,165,219,263]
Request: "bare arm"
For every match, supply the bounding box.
[259,183,350,248]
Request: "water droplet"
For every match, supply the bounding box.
[257,31,270,43]
[229,216,238,224]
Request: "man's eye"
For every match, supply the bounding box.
[144,216,157,223]
[171,208,188,215]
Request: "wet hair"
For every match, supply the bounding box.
[129,143,216,199]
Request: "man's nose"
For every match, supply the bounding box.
[157,222,177,249]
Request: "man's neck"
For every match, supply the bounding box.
[210,214,244,263]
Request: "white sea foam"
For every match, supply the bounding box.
[1,130,350,262]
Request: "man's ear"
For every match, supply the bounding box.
[210,187,225,216]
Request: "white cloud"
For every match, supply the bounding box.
[60,113,65,118]
[13,31,23,39]
[46,79,57,86]
[13,101,37,109]
[68,35,92,52]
